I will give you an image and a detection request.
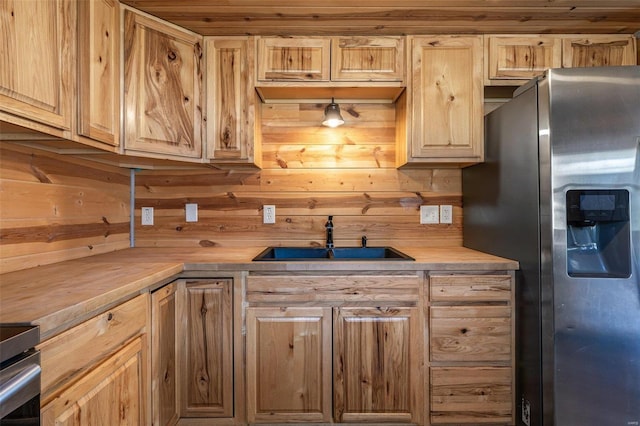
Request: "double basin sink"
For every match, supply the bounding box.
[252,246,414,261]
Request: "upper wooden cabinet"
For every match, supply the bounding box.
[562,35,637,68]
[123,8,204,160]
[257,37,331,81]
[256,36,405,85]
[77,0,120,148]
[331,36,405,82]
[205,37,261,167]
[398,35,484,167]
[485,34,637,86]
[484,35,562,85]
[0,0,74,132]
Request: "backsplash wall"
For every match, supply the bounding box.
[134,102,463,249]
[0,143,131,273]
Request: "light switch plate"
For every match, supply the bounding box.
[186,203,198,222]
[420,205,439,224]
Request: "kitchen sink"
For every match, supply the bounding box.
[252,246,414,261]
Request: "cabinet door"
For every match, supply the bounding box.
[406,36,483,164]
[562,35,637,68]
[0,0,73,130]
[431,367,512,425]
[257,37,331,81]
[41,336,147,425]
[246,307,332,423]
[77,0,120,147]
[334,307,421,423]
[123,9,203,159]
[430,306,512,362]
[205,37,260,166]
[331,36,405,82]
[484,35,561,85]
[151,282,179,426]
[180,279,233,417]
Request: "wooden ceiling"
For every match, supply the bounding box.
[120,0,640,36]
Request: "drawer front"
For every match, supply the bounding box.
[38,293,148,400]
[247,274,420,304]
[431,366,512,425]
[430,274,512,302]
[430,306,511,362]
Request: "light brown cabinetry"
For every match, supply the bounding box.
[179,278,234,418]
[331,36,405,82]
[77,0,120,148]
[123,8,204,160]
[562,35,636,68]
[246,307,333,423]
[484,34,637,86]
[399,35,484,166]
[0,0,74,132]
[205,37,261,167]
[334,306,420,423]
[246,273,423,424]
[257,37,331,81]
[151,282,179,426]
[428,273,515,425]
[39,294,149,425]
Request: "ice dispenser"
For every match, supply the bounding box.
[566,190,631,278]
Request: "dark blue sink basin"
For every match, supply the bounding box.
[252,246,414,261]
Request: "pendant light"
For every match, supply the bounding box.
[322,98,345,128]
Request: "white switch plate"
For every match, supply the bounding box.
[420,205,439,224]
[141,207,154,226]
[440,205,453,224]
[263,205,276,224]
[185,203,198,222]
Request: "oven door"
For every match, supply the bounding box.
[0,349,41,425]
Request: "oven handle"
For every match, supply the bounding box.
[0,363,41,418]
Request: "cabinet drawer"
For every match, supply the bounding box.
[431,366,512,424]
[430,274,512,302]
[430,306,511,362]
[38,293,148,400]
[247,274,420,304]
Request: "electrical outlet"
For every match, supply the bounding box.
[141,207,154,226]
[420,205,439,224]
[263,205,276,224]
[440,205,453,224]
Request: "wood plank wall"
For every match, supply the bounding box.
[135,103,463,249]
[0,144,131,273]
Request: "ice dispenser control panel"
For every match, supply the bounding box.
[566,189,631,278]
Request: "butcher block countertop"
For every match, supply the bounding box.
[0,246,517,341]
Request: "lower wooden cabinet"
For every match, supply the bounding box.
[334,307,421,423]
[41,336,146,425]
[428,273,515,425]
[39,294,149,425]
[246,307,333,423]
[245,273,424,424]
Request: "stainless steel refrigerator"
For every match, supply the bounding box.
[463,66,640,426]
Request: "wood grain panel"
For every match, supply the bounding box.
[37,294,148,404]
[0,144,130,273]
[117,1,640,36]
[135,102,463,248]
[180,279,233,417]
[431,366,512,424]
[246,307,332,423]
[247,274,420,304]
[430,274,512,302]
[430,306,512,362]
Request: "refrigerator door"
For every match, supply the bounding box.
[547,66,640,426]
